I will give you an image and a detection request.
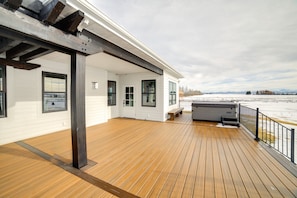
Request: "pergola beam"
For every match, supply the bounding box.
[2,0,22,11]
[39,0,66,25]
[54,10,84,34]
[0,37,21,53]
[0,6,100,55]
[82,30,163,75]
[0,57,41,70]
[6,43,39,59]
[20,48,53,61]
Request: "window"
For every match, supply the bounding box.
[169,81,177,106]
[142,80,156,107]
[108,81,116,106]
[42,71,67,113]
[0,65,6,118]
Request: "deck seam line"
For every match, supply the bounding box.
[15,141,140,198]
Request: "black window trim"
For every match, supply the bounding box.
[169,81,177,106]
[142,79,156,107]
[107,80,116,106]
[42,71,67,113]
[0,65,7,118]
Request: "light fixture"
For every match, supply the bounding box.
[92,81,98,89]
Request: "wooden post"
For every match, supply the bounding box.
[71,52,87,169]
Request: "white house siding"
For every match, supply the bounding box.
[85,66,108,127]
[0,55,115,145]
[0,55,181,145]
[107,72,120,119]
[119,72,165,122]
[0,57,71,145]
[164,72,180,120]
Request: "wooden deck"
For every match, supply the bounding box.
[1,112,297,197]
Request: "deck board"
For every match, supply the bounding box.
[1,112,297,197]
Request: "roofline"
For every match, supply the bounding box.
[66,0,183,79]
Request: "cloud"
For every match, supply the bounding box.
[88,0,297,92]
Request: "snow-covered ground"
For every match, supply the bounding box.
[181,94,297,128]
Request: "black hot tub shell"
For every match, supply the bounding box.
[192,101,237,122]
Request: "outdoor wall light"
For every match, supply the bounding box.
[92,82,99,89]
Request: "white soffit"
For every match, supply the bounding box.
[37,51,147,75]
[86,52,148,74]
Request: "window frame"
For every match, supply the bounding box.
[124,86,134,107]
[142,79,156,107]
[42,71,67,113]
[107,80,116,106]
[0,65,7,118]
[169,81,177,106]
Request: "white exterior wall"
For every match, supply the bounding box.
[119,72,165,122]
[85,66,108,127]
[0,56,181,145]
[164,72,180,120]
[0,56,113,145]
[0,57,71,145]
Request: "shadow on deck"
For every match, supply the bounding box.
[1,112,297,197]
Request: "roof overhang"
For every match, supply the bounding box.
[67,0,183,79]
[0,0,183,78]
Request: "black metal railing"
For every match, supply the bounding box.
[239,104,295,164]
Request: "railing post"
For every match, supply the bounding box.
[238,103,241,123]
[255,108,260,141]
[291,128,295,163]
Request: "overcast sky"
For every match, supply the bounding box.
[88,0,297,93]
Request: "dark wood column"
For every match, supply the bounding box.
[71,52,87,169]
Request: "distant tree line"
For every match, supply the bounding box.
[256,90,274,95]
[246,90,297,95]
[179,86,203,97]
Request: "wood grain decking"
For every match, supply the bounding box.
[1,112,297,197]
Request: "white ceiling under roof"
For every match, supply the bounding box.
[87,53,148,74]
[38,51,148,75]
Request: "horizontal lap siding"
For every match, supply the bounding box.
[85,66,108,126]
[165,73,180,120]
[0,54,113,145]
[0,56,71,145]
[120,73,164,121]
[86,96,107,127]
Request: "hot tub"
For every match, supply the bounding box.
[192,101,237,121]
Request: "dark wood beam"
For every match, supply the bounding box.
[54,10,84,34]
[6,43,39,59]
[81,30,163,75]
[71,52,87,169]
[39,0,66,25]
[0,57,40,70]
[1,0,22,11]
[0,37,21,53]
[20,47,53,61]
[0,6,100,55]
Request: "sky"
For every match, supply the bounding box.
[88,0,297,93]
